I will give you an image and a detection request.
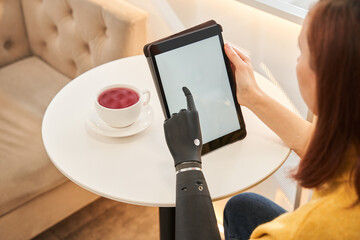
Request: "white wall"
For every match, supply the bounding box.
[126,0,306,115]
[167,0,307,117]
[124,0,183,42]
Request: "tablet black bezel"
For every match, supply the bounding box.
[146,23,246,155]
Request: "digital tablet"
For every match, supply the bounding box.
[144,20,246,154]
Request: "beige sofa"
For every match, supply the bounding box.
[0,0,147,239]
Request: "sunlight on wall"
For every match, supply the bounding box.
[218,222,225,239]
[167,0,306,117]
[275,188,293,212]
[260,62,301,116]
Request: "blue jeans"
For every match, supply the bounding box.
[223,192,287,240]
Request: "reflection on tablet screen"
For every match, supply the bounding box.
[155,36,240,144]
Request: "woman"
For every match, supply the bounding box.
[223,0,360,239]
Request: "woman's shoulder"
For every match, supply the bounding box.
[294,187,360,239]
[293,148,360,238]
[251,184,360,240]
[251,146,359,240]
[298,181,359,236]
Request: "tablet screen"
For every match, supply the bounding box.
[154,35,241,144]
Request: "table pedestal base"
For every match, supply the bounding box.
[159,207,175,240]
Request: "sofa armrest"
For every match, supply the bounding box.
[22,0,148,79]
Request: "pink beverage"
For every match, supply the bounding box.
[98,87,140,109]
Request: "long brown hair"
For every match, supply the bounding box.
[293,0,360,202]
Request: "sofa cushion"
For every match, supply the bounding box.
[0,0,31,67]
[22,0,148,79]
[0,57,70,216]
[0,56,70,117]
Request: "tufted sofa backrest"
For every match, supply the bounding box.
[21,0,148,79]
[0,0,31,67]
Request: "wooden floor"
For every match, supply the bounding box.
[32,198,159,240]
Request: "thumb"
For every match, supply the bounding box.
[224,43,245,68]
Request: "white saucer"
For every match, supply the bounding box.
[85,105,154,137]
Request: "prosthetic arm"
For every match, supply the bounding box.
[164,87,221,240]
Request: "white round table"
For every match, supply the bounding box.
[42,55,293,208]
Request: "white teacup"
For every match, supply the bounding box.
[95,84,150,128]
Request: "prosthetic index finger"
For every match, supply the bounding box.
[182,86,196,111]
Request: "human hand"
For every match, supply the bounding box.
[224,43,263,107]
[163,87,202,167]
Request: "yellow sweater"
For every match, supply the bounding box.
[251,147,360,240]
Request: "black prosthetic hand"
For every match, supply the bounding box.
[164,87,202,167]
[164,87,221,240]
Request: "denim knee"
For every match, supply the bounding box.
[224,192,264,219]
[223,193,286,240]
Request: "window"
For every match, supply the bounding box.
[237,0,317,24]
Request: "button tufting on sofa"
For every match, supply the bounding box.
[3,40,13,50]
[102,25,108,36]
[84,42,90,53]
[40,40,47,49]
[69,59,76,68]
[68,8,73,18]
[52,24,58,34]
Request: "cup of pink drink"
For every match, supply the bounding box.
[95,84,150,128]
